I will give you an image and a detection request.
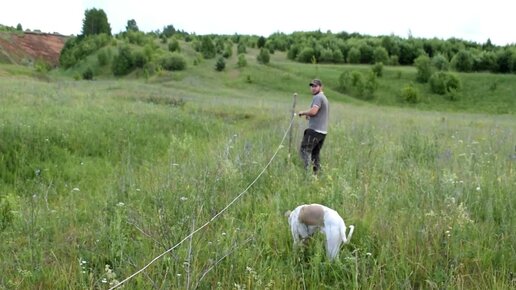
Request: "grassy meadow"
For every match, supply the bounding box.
[0,51,515,290]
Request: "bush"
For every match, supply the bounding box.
[112,45,134,76]
[432,54,449,71]
[338,71,352,93]
[347,47,360,64]
[372,62,383,77]
[373,47,389,64]
[222,43,233,58]
[237,54,247,68]
[451,50,473,72]
[82,67,94,80]
[414,54,433,83]
[97,49,111,66]
[160,53,187,71]
[168,39,181,52]
[401,84,420,103]
[319,49,334,63]
[257,48,270,64]
[132,50,148,68]
[237,43,247,54]
[296,47,314,63]
[215,57,225,71]
[429,72,461,95]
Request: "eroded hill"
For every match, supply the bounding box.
[0,32,68,67]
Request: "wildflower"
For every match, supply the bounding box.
[117,202,125,207]
[180,196,188,201]
[102,278,107,283]
[476,186,481,191]
[72,187,80,192]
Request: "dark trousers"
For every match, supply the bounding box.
[300,129,326,173]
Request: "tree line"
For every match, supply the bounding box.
[59,8,516,76]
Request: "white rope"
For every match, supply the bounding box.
[109,115,296,289]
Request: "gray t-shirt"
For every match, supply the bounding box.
[308,92,329,134]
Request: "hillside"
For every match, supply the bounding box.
[0,31,68,67]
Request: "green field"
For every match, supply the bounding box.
[0,53,515,289]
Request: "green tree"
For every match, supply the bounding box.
[112,45,134,76]
[373,47,389,64]
[237,43,246,54]
[16,23,22,31]
[451,50,473,72]
[237,54,247,68]
[168,38,181,52]
[200,36,216,59]
[432,54,449,71]
[126,19,139,32]
[347,47,360,64]
[414,54,433,83]
[257,36,266,48]
[495,49,513,73]
[82,8,112,36]
[162,25,176,38]
[215,56,225,71]
[257,48,270,64]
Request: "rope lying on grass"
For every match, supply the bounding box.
[109,114,296,289]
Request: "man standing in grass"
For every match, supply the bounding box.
[298,79,329,174]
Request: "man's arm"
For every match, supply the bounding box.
[298,105,320,117]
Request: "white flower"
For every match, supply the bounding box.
[180,196,188,201]
[72,187,80,192]
[476,186,481,191]
[117,202,125,207]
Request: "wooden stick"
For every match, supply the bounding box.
[288,93,297,159]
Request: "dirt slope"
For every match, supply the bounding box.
[0,32,68,67]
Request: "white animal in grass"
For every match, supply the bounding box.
[286,203,354,260]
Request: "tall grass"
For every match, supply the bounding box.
[1,66,515,289]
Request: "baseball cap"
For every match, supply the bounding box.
[309,79,322,87]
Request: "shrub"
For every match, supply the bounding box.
[112,45,134,76]
[432,54,449,71]
[215,57,226,71]
[296,47,315,63]
[338,71,352,93]
[319,49,334,63]
[257,48,270,64]
[222,44,233,58]
[414,54,433,83]
[168,39,181,52]
[429,72,461,95]
[82,67,94,80]
[34,59,51,72]
[160,53,187,71]
[373,47,389,64]
[237,54,247,68]
[401,84,420,103]
[451,50,473,72]
[200,37,216,59]
[495,49,513,73]
[362,71,378,99]
[132,50,148,68]
[372,62,383,77]
[237,43,246,54]
[347,47,360,64]
[97,49,111,66]
[332,49,344,63]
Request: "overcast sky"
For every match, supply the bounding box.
[1,0,514,46]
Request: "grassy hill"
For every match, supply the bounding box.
[0,36,515,289]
